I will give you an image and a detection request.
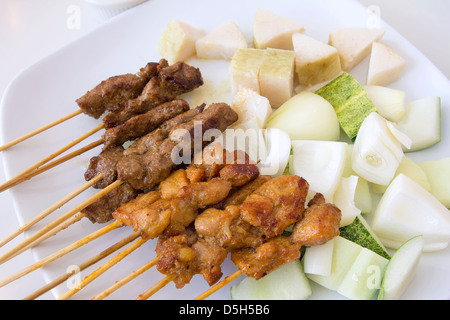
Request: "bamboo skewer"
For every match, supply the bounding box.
[0,123,104,193]
[194,270,243,300]
[0,178,122,264]
[92,256,159,300]
[0,110,83,152]
[0,220,122,289]
[0,174,103,249]
[1,139,103,192]
[136,274,176,300]
[24,231,141,300]
[58,236,148,300]
[4,213,85,264]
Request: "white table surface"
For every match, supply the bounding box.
[0,0,449,300]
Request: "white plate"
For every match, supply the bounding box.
[1,0,449,300]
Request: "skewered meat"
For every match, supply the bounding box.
[239,175,310,238]
[113,161,259,239]
[156,228,228,288]
[76,62,159,119]
[81,183,140,224]
[84,146,124,189]
[101,99,189,150]
[103,60,203,128]
[123,104,205,156]
[117,103,238,190]
[231,193,341,279]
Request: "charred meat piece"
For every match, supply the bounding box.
[76,62,159,119]
[101,99,190,150]
[117,103,238,190]
[81,183,140,224]
[103,60,203,128]
[84,146,124,189]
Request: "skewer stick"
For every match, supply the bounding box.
[194,270,243,300]
[1,139,103,192]
[92,256,159,300]
[58,236,148,300]
[24,230,141,300]
[0,123,104,193]
[0,174,103,249]
[0,178,122,264]
[0,220,122,289]
[0,109,83,152]
[136,274,176,300]
[5,213,85,263]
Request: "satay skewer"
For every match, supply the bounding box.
[136,274,176,300]
[0,123,105,193]
[0,174,103,249]
[92,256,159,300]
[0,179,122,264]
[0,110,83,152]
[194,270,243,300]
[58,236,149,300]
[0,139,103,192]
[0,218,124,289]
[24,230,141,300]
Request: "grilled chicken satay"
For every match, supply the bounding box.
[112,151,259,239]
[231,193,341,279]
[155,176,272,288]
[155,176,341,289]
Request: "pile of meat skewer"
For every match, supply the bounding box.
[1,57,343,299]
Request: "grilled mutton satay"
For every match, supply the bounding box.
[117,103,238,191]
[113,159,259,239]
[81,184,140,224]
[101,99,190,150]
[76,62,159,119]
[80,105,206,224]
[103,60,203,128]
[231,193,342,279]
[85,104,205,190]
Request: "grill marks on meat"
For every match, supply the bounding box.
[103,61,203,128]
[76,62,158,119]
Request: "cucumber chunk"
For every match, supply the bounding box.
[378,236,425,300]
[306,236,362,291]
[230,260,312,300]
[339,215,391,260]
[396,96,441,152]
[315,72,377,140]
[337,248,389,300]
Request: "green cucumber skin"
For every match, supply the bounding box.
[340,216,391,260]
[316,73,377,140]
